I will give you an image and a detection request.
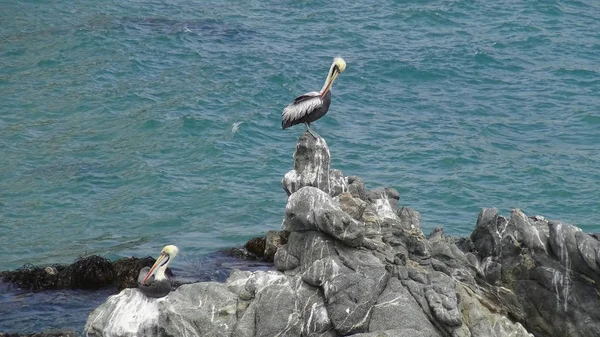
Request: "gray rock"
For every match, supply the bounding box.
[87,133,600,337]
[329,169,348,197]
[470,208,600,337]
[397,206,421,230]
[369,277,441,336]
[274,244,300,271]
[86,283,238,337]
[458,285,533,337]
[347,176,368,201]
[264,230,288,261]
[338,192,367,221]
[471,208,506,258]
[283,187,364,247]
[503,209,549,254]
[351,329,438,337]
[282,133,331,196]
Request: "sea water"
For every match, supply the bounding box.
[0,0,598,333]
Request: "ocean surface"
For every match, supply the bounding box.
[1,0,598,333]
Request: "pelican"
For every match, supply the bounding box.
[282,57,346,138]
[137,245,178,298]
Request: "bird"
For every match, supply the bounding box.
[282,57,346,138]
[137,245,179,298]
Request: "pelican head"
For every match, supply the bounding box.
[141,245,179,285]
[320,57,346,97]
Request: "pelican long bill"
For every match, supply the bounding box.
[142,251,169,285]
[320,57,346,97]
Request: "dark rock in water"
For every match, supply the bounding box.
[86,133,600,337]
[69,256,115,290]
[244,237,266,258]
[242,231,289,262]
[1,256,167,291]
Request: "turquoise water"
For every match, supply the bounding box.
[1,0,599,332]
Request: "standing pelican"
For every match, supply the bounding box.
[282,57,346,138]
[137,245,178,298]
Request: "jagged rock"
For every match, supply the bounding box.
[457,285,533,337]
[338,192,367,221]
[264,230,289,261]
[398,206,421,230]
[282,133,331,196]
[282,187,365,247]
[347,176,368,201]
[85,133,600,337]
[470,208,600,337]
[369,277,441,336]
[329,169,348,197]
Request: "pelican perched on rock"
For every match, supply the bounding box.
[137,245,178,298]
[282,57,346,138]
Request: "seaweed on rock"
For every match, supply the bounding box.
[1,255,168,291]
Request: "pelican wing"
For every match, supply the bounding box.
[282,91,323,128]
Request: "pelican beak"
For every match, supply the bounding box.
[320,57,346,97]
[142,252,169,285]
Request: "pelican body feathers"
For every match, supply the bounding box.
[281,57,345,136]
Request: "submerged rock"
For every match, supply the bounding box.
[86,133,600,337]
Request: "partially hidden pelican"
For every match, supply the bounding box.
[137,245,178,298]
[281,57,346,138]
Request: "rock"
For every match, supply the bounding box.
[457,285,533,337]
[369,277,441,336]
[86,133,600,337]
[86,283,238,337]
[244,237,266,258]
[264,230,289,261]
[283,187,365,246]
[398,206,421,230]
[338,192,367,220]
[471,208,506,258]
[282,133,331,196]
[1,256,163,291]
[470,208,600,337]
[329,169,348,197]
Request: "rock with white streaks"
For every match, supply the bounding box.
[85,283,238,337]
[85,133,600,337]
[282,132,331,196]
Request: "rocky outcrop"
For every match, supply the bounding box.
[282,133,348,197]
[467,209,600,337]
[85,133,600,337]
